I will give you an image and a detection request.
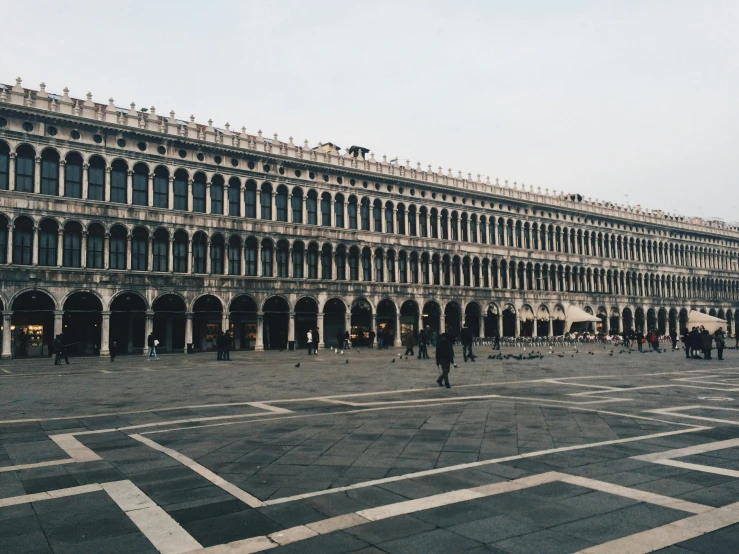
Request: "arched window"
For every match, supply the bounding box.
[321,244,332,279]
[228,236,241,275]
[173,231,188,273]
[13,217,34,265]
[349,246,359,280]
[210,235,224,274]
[192,232,207,273]
[383,202,393,233]
[110,160,128,203]
[334,194,344,228]
[40,149,60,195]
[430,209,438,239]
[0,142,9,190]
[292,242,304,278]
[109,225,127,270]
[441,210,449,240]
[261,239,273,277]
[375,249,384,281]
[292,187,303,223]
[245,237,258,276]
[362,247,371,281]
[62,221,82,268]
[347,196,358,229]
[228,178,241,216]
[192,173,206,213]
[15,145,35,193]
[421,253,430,284]
[64,153,83,198]
[260,183,273,220]
[360,198,370,230]
[386,250,395,282]
[410,252,419,284]
[152,229,169,272]
[131,227,148,271]
[307,242,318,279]
[153,167,168,208]
[307,190,318,225]
[276,185,288,222]
[442,255,450,285]
[419,208,428,237]
[320,193,331,226]
[210,176,224,215]
[398,251,407,283]
[432,254,440,285]
[277,240,289,277]
[368,199,380,232]
[38,219,58,266]
[408,206,417,237]
[336,245,346,280]
[244,180,257,218]
[396,204,406,235]
[87,224,104,269]
[450,212,458,241]
[132,163,148,206]
[173,169,188,210]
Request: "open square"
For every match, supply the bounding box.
[2,346,739,552]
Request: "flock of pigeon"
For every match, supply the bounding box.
[290,343,674,368]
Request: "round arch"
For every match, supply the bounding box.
[423,301,442,339]
[192,294,224,353]
[152,293,187,353]
[295,296,319,350]
[377,298,398,347]
[229,295,258,351]
[464,302,482,337]
[502,304,517,338]
[263,295,289,350]
[62,291,103,356]
[323,298,348,349]
[519,305,534,337]
[10,290,56,357]
[400,299,420,341]
[350,298,373,346]
[537,305,551,337]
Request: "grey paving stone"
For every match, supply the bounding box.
[0,531,50,553]
[448,513,544,543]
[344,514,435,544]
[269,530,370,554]
[378,528,484,553]
[490,528,596,553]
[182,509,282,547]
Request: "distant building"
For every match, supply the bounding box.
[1,78,737,358]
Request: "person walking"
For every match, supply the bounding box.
[377,327,384,350]
[648,329,660,352]
[368,329,375,349]
[700,328,713,360]
[343,330,351,349]
[493,330,500,351]
[306,330,313,355]
[715,328,726,361]
[689,327,701,359]
[147,333,158,360]
[636,330,644,352]
[223,331,231,361]
[669,328,678,350]
[313,328,320,355]
[216,331,224,361]
[435,333,454,388]
[417,328,429,360]
[681,328,690,358]
[53,334,69,365]
[110,340,118,362]
[460,324,474,362]
[404,330,416,357]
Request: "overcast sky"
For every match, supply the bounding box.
[3,1,737,221]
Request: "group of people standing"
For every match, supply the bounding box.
[306,329,321,355]
[682,327,727,360]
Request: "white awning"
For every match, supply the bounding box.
[688,310,726,333]
[566,305,601,324]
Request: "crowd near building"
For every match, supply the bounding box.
[1,78,738,358]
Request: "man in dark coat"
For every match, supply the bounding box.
[681,328,690,358]
[460,324,474,362]
[53,334,69,365]
[700,328,713,360]
[689,327,701,358]
[669,328,678,350]
[715,328,725,361]
[493,330,500,350]
[223,331,231,361]
[417,329,429,360]
[110,340,118,362]
[368,329,375,349]
[336,330,344,350]
[216,332,224,361]
[404,331,416,357]
[313,329,320,355]
[435,333,454,388]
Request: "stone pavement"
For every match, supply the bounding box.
[2,344,739,553]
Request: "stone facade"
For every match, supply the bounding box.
[1,78,738,359]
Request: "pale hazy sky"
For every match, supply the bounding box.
[3,1,737,221]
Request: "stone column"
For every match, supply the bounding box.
[239,185,245,217]
[53,310,63,338]
[147,236,153,272]
[32,226,39,265]
[57,229,63,267]
[126,236,132,270]
[104,167,111,202]
[58,161,66,197]
[547,317,553,337]
[317,312,325,348]
[222,312,230,334]
[331,252,336,280]
[99,311,110,357]
[104,233,110,269]
[168,239,174,273]
[205,183,212,214]
[255,313,264,351]
[147,173,154,207]
[394,311,402,347]
[187,239,192,273]
[479,313,486,338]
[288,312,295,349]
[240,243,246,276]
[8,153,15,191]
[126,170,133,204]
[127,316,134,354]
[345,313,352,336]
[144,311,154,355]
[205,240,211,274]
[302,195,307,224]
[532,318,538,337]
[168,177,174,210]
[256,244,262,276]
[185,312,193,349]
[80,231,87,268]
[1,312,12,359]
[187,179,194,212]
[6,226,13,265]
[271,192,276,221]
[513,313,519,338]
[33,156,41,193]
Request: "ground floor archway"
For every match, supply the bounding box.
[422,301,441,339]
[377,299,397,346]
[152,294,186,353]
[63,292,102,356]
[464,302,481,337]
[192,295,223,352]
[11,291,55,357]
[445,301,462,339]
[229,295,258,350]
[110,292,147,355]
[350,298,372,346]
[264,296,289,350]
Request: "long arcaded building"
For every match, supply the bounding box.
[1,78,737,358]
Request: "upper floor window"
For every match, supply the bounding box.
[110,160,128,203]
[88,157,105,201]
[86,225,104,269]
[174,171,188,211]
[40,150,60,195]
[291,189,303,223]
[132,165,148,206]
[64,153,83,199]
[260,183,272,220]
[245,181,257,218]
[62,223,81,268]
[131,229,148,270]
[153,168,168,209]
[307,191,318,225]
[173,232,188,273]
[276,186,288,222]
[228,180,240,216]
[109,226,127,270]
[347,197,357,229]
[210,178,224,215]
[15,145,35,193]
[38,220,58,266]
[0,142,9,190]
[192,174,206,213]
[12,217,33,265]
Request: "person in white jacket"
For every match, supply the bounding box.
[306,330,313,355]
